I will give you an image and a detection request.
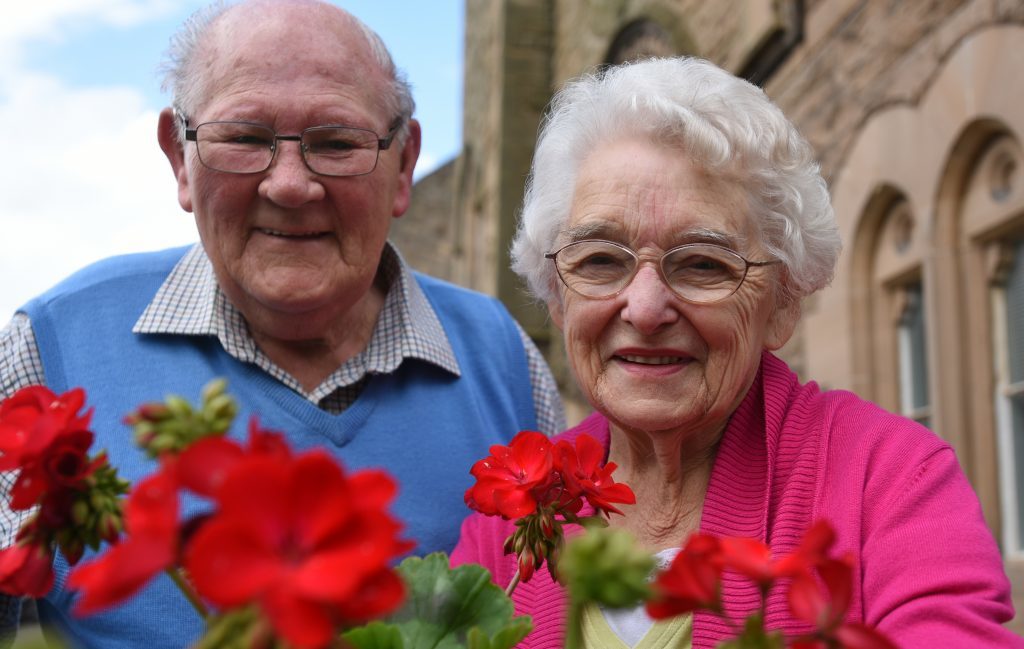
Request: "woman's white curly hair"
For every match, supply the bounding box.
[511,56,840,307]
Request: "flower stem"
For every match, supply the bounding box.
[564,599,583,649]
[505,568,521,597]
[166,567,208,619]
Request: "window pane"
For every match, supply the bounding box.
[1006,240,1024,548]
[1006,240,1024,384]
[1013,394,1024,546]
[898,283,930,421]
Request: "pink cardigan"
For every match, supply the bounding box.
[451,352,1021,648]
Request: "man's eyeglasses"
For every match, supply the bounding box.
[182,118,402,177]
[544,239,781,304]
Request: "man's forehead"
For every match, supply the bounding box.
[194,2,388,113]
[211,1,365,55]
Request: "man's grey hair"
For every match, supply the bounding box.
[159,0,415,142]
[511,56,840,306]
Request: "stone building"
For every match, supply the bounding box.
[392,0,1024,627]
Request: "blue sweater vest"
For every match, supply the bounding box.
[22,246,536,648]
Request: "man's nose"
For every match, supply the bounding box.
[258,141,326,207]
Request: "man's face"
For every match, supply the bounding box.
[162,3,418,339]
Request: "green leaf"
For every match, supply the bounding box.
[344,622,405,649]
[345,553,532,649]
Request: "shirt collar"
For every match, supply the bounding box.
[133,242,460,378]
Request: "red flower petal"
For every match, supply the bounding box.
[68,533,176,615]
[648,533,723,618]
[777,519,836,577]
[348,469,398,510]
[719,536,776,584]
[176,436,243,498]
[213,456,291,545]
[335,568,406,623]
[124,468,179,537]
[287,452,353,548]
[835,623,899,649]
[184,516,284,607]
[262,584,336,649]
[788,569,828,627]
[0,543,54,598]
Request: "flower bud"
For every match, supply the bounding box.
[200,378,228,403]
[560,526,654,609]
[165,395,193,419]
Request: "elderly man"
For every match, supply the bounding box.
[0,0,563,645]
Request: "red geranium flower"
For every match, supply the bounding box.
[185,450,412,649]
[776,519,836,578]
[0,542,55,598]
[465,431,555,519]
[0,387,97,511]
[175,419,289,499]
[647,533,724,618]
[554,434,636,516]
[789,556,897,649]
[0,387,91,467]
[67,466,180,615]
[719,536,779,586]
[10,429,97,511]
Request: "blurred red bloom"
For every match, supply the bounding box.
[554,434,636,516]
[67,466,180,615]
[0,542,55,598]
[465,431,555,519]
[789,556,897,649]
[718,536,780,586]
[776,519,836,578]
[185,450,412,649]
[176,418,290,498]
[647,533,724,618]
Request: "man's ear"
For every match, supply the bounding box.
[157,108,193,213]
[391,118,422,218]
[764,294,801,351]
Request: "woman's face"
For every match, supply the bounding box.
[548,137,798,438]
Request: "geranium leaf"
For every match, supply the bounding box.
[344,621,405,649]
[466,619,532,649]
[346,553,532,649]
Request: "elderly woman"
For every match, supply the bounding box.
[451,57,1020,648]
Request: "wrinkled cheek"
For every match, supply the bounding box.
[704,329,754,400]
[562,325,602,393]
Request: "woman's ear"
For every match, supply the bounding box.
[547,297,564,331]
[764,295,801,351]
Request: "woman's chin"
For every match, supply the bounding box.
[600,399,705,436]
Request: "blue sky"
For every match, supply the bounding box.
[0,1,463,321]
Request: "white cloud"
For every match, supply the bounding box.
[1,1,181,67]
[0,3,197,320]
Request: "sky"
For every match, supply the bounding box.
[0,1,464,321]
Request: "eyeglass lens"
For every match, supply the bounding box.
[552,240,750,303]
[194,122,383,176]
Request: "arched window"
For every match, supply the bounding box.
[993,238,1024,556]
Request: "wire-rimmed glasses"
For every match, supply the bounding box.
[182,118,402,177]
[544,239,781,304]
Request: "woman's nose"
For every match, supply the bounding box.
[618,265,681,334]
[258,142,326,207]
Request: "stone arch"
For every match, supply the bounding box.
[849,183,922,409]
[935,118,1024,546]
[603,3,699,67]
[604,16,694,65]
